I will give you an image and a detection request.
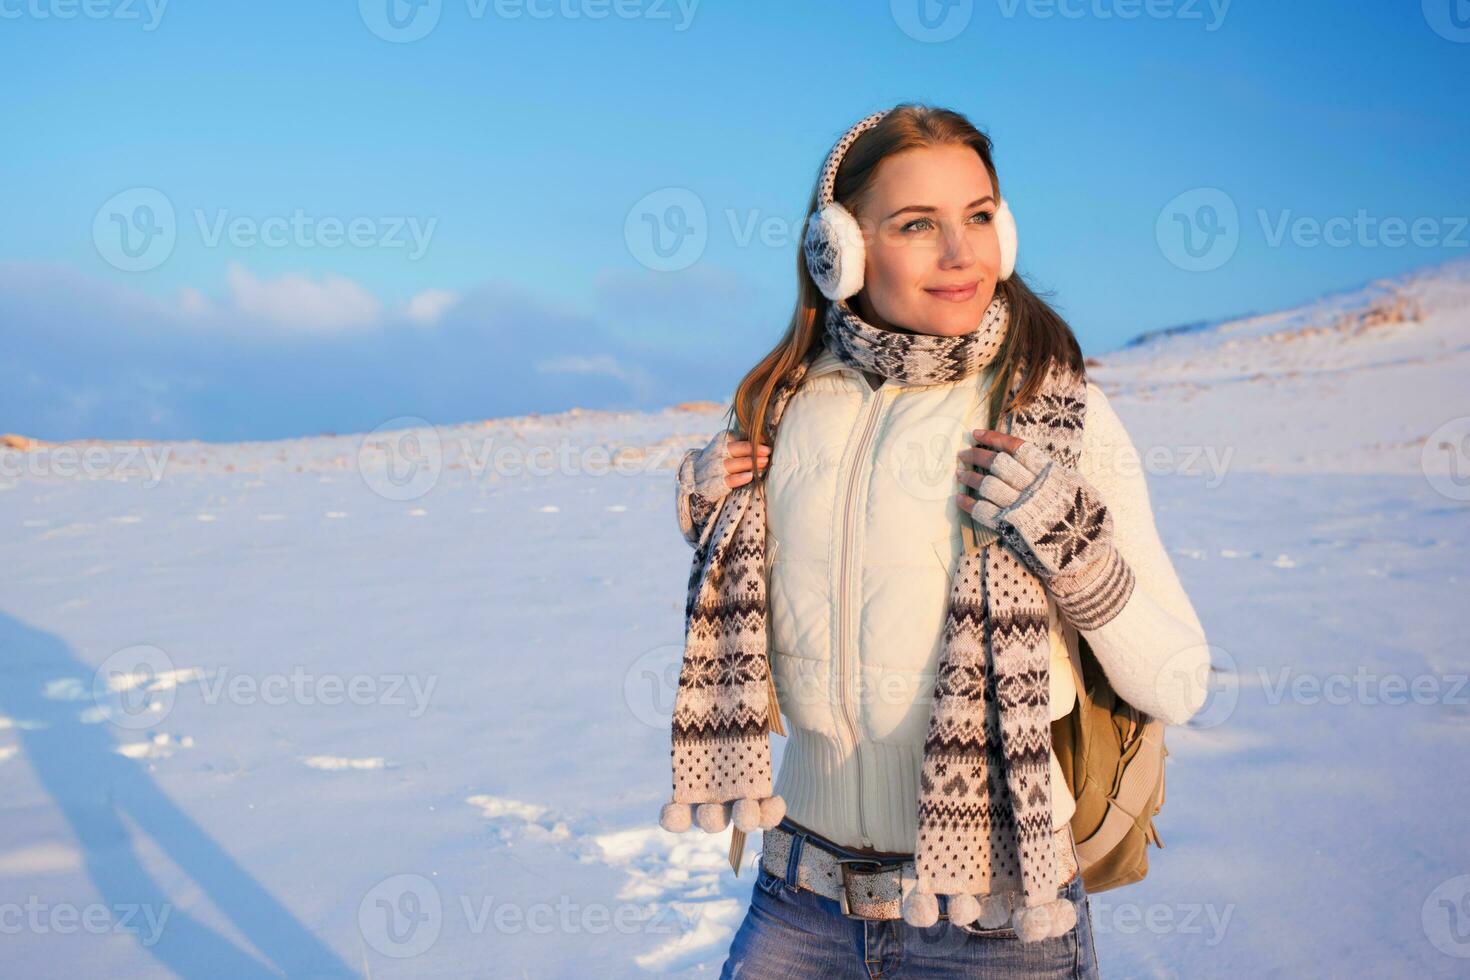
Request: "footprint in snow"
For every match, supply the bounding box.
[115,732,195,760]
[466,793,571,842]
[462,792,756,972]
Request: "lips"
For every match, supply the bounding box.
[924,282,979,302]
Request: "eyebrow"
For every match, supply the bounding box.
[884,196,995,220]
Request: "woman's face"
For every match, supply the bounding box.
[850,143,1002,337]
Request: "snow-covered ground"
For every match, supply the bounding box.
[2,258,1468,978]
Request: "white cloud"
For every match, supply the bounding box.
[535,354,632,380]
[402,288,459,326]
[224,262,383,332]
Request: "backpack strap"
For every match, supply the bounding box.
[960,507,1000,554]
[1073,719,1166,865]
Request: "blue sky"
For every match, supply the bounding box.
[2,0,1467,440]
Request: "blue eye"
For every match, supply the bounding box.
[900,213,992,233]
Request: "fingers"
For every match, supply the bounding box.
[959,431,1045,494]
[972,497,1003,527]
[723,441,773,489]
[972,428,1024,454]
[959,429,1024,471]
[954,493,1004,528]
[726,437,773,460]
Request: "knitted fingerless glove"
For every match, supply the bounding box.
[675,429,734,546]
[969,440,1136,630]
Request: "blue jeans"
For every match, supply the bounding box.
[719,857,1102,978]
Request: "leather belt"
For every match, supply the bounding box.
[758,819,1079,922]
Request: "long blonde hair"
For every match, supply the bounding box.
[724,102,1084,482]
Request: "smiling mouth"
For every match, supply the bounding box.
[924,282,979,302]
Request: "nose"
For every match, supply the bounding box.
[939,223,974,268]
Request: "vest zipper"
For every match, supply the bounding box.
[838,382,888,849]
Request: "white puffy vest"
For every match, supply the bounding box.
[765,345,1082,853]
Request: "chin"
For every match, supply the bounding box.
[919,302,987,336]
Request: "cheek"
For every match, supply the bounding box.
[866,237,928,299]
[975,227,1002,272]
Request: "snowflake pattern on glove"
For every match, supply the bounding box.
[970,439,1136,630]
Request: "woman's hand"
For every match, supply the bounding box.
[720,435,772,490]
[954,427,1118,589]
[676,430,773,546]
[675,430,773,547]
[686,430,772,495]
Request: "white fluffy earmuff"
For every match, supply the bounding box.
[801,109,1019,302]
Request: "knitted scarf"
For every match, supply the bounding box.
[659,291,1089,942]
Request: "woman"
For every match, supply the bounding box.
[665,103,1211,978]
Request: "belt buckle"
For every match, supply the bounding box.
[835,857,891,921]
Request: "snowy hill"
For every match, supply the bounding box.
[1094,257,1470,476]
[1,258,1468,978]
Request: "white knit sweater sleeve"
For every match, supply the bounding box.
[1071,382,1212,725]
[674,428,734,547]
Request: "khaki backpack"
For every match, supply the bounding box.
[1051,633,1168,893]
